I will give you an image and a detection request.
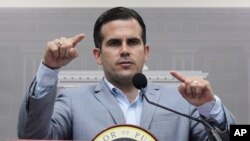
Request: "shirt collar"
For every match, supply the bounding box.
[103,77,142,101]
[104,77,117,95]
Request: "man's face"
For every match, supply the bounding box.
[93,19,149,83]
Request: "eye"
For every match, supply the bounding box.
[127,38,141,46]
[107,39,121,47]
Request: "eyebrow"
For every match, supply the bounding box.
[127,37,141,42]
[105,37,142,45]
[106,37,141,42]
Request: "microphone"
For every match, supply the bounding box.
[132,73,222,141]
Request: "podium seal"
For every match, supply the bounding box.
[93,124,157,141]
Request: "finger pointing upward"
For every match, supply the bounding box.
[71,33,85,47]
[170,70,186,83]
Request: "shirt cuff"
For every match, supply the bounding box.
[36,61,59,87]
[196,95,224,123]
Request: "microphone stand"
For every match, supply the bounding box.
[141,88,222,141]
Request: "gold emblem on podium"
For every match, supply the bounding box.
[93,124,157,141]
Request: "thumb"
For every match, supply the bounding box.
[68,48,79,58]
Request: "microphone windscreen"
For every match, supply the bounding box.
[132,73,147,89]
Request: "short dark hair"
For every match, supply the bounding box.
[93,7,146,49]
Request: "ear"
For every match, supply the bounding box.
[93,48,102,65]
[144,45,150,63]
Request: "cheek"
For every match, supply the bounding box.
[102,49,118,59]
[101,53,113,65]
[137,50,147,61]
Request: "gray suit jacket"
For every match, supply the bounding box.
[18,79,236,141]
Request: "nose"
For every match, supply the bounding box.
[120,43,130,57]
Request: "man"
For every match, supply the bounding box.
[18,7,236,140]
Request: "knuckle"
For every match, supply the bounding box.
[47,41,54,47]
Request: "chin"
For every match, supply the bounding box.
[118,70,140,78]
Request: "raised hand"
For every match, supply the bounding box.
[43,34,85,69]
[170,70,215,106]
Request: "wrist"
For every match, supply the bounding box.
[42,60,60,70]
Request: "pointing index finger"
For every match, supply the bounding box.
[170,70,186,83]
[71,33,85,47]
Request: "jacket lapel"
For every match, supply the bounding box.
[140,82,161,129]
[94,79,126,125]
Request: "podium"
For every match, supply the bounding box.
[93,124,157,141]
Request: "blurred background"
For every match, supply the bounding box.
[0,0,250,140]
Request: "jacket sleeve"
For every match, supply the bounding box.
[17,78,72,139]
[200,104,236,141]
